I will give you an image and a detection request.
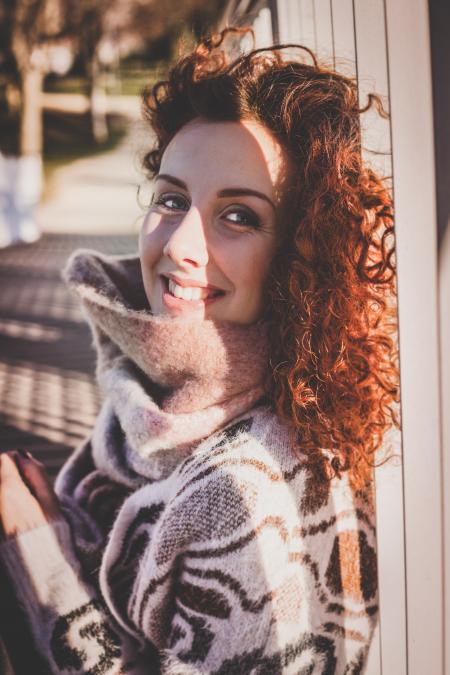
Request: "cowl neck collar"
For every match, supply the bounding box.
[63,250,269,483]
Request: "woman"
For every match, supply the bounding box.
[0,28,397,674]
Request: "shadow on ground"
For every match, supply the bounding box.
[0,233,138,480]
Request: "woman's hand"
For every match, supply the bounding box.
[0,450,62,539]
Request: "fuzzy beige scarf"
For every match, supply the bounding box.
[63,250,269,487]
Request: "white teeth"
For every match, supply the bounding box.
[168,279,204,301]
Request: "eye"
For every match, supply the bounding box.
[153,192,190,212]
[222,206,261,230]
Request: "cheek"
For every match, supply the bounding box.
[139,214,166,270]
[219,238,276,299]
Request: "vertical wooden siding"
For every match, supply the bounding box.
[261,0,442,672]
[384,0,443,672]
[353,4,405,675]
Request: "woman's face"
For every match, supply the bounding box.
[139,118,289,324]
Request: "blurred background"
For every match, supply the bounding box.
[0,0,278,478]
[0,0,234,246]
[1,1,449,673]
[0,0,237,475]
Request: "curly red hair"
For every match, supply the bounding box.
[142,28,399,487]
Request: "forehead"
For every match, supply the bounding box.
[160,118,287,195]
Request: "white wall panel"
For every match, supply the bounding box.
[253,7,274,49]
[314,0,334,62]
[276,0,289,42]
[277,0,300,42]
[384,0,443,673]
[298,0,316,52]
[354,0,391,176]
[353,12,400,674]
[364,623,380,675]
[330,0,356,76]
[286,0,302,42]
[369,443,407,674]
[439,219,450,675]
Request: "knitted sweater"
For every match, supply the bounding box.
[0,252,378,674]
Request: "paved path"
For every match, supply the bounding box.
[0,233,138,479]
[0,121,148,479]
[38,118,149,235]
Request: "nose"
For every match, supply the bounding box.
[163,207,209,268]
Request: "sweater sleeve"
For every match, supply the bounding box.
[0,520,157,674]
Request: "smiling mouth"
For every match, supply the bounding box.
[161,276,225,306]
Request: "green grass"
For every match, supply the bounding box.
[43,76,90,96]
[44,66,167,97]
[0,108,128,158]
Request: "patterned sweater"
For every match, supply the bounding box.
[0,252,378,674]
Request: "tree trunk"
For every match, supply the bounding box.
[89,58,108,144]
[0,66,44,246]
[20,66,44,156]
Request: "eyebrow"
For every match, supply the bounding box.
[155,173,276,210]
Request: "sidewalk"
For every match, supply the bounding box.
[39,118,149,235]
[0,121,148,479]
